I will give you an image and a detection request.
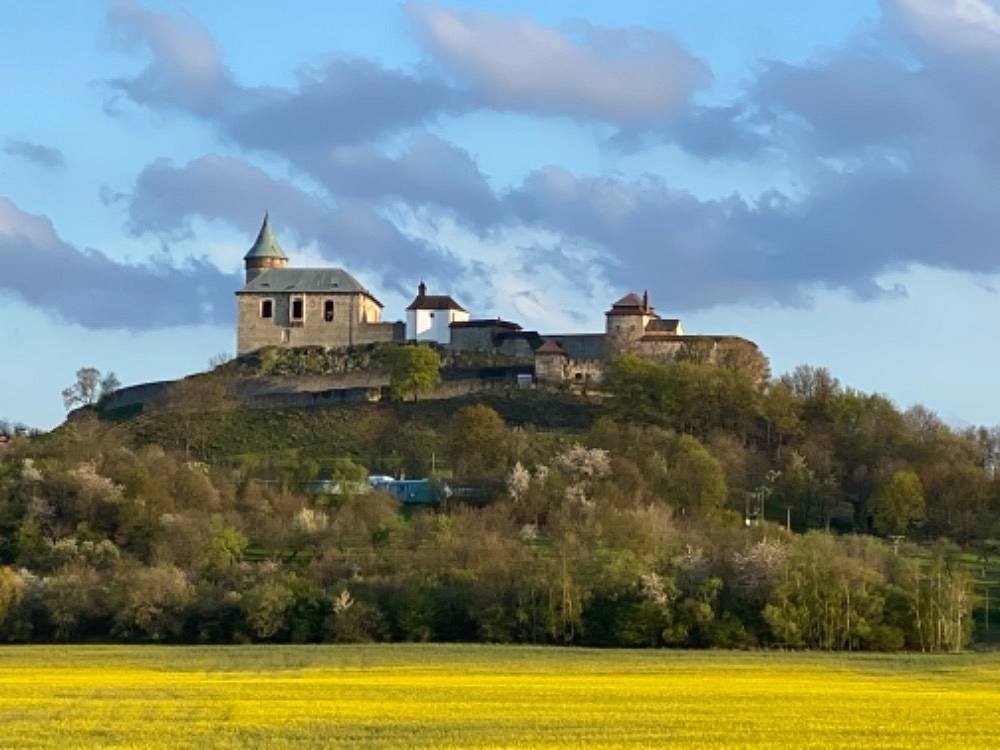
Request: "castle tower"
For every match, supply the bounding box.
[605,292,656,358]
[243,212,289,283]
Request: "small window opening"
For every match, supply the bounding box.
[260,299,273,319]
[324,300,334,322]
[574,372,584,381]
[291,298,304,321]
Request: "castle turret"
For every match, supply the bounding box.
[243,212,289,283]
[605,292,657,358]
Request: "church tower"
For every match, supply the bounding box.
[243,212,289,283]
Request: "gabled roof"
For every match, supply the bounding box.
[534,339,568,356]
[244,213,288,261]
[612,292,644,308]
[607,290,655,317]
[237,268,381,305]
[407,294,467,312]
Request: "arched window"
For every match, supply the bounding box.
[324,299,334,322]
[260,299,273,319]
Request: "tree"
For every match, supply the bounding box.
[666,435,727,516]
[165,374,235,459]
[447,404,508,482]
[388,345,441,401]
[62,367,120,409]
[0,567,25,627]
[872,469,925,536]
[762,381,803,457]
[602,355,674,425]
[100,372,121,398]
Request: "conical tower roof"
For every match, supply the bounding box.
[244,213,288,261]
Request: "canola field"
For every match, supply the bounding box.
[0,645,998,748]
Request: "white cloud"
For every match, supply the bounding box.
[407,3,710,123]
[886,0,1000,58]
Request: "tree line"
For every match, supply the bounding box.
[0,351,987,648]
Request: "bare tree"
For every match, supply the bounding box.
[62,367,121,410]
[62,367,101,409]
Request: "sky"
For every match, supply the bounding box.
[3,0,1000,430]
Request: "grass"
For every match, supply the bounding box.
[108,388,599,464]
[0,645,998,748]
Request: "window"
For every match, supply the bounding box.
[260,299,273,319]
[291,297,304,321]
[324,299,334,322]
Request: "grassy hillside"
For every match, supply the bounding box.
[106,388,601,466]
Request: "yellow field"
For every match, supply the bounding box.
[0,646,997,748]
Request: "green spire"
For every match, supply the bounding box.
[244,212,288,261]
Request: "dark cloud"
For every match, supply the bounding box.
[307,134,504,229]
[0,198,237,330]
[125,155,456,291]
[224,60,469,152]
[4,139,66,169]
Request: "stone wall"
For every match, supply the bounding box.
[237,292,401,354]
[99,364,533,416]
[448,324,497,353]
[535,354,605,386]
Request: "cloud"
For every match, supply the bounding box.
[309,134,504,228]
[125,155,457,289]
[505,147,1000,312]
[0,197,237,330]
[407,3,710,124]
[223,59,469,152]
[104,0,235,116]
[4,139,66,169]
[105,3,492,222]
[884,0,1000,62]
[103,1,1000,317]
[105,1,468,144]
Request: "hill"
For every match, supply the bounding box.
[2,350,997,649]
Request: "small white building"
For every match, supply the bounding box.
[405,282,469,344]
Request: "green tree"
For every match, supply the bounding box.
[165,374,235,459]
[113,564,193,641]
[447,405,508,482]
[666,435,727,516]
[872,469,926,536]
[0,567,25,628]
[388,345,441,401]
[602,355,674,425]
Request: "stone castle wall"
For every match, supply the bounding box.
[237,293,401,354]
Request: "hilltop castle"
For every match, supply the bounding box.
[235,215,761,384]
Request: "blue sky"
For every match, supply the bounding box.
[3,0,1000,429]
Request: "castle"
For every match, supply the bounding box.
[236,215,761,384]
